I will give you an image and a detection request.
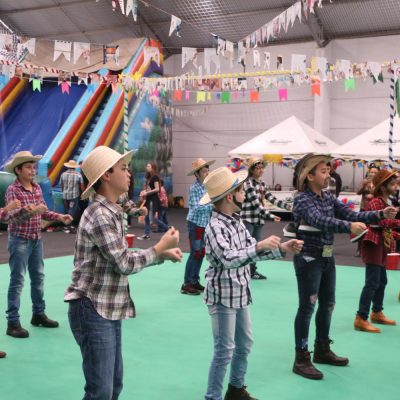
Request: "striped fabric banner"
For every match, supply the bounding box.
[389,65,396,169]
[123,86,129,233]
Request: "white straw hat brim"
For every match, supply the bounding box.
[187,160,215,176]
[81,149,133,200]
[5,155,42,174]
[200,170,248,205]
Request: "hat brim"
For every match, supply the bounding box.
[187,160,215,176]
[5,155,42,174]
[297,154,333,191]
[199,170,248,205]
[81,150,134,200]
[64,162,80,169]
[247,159,266,169]
[373,171,398,196]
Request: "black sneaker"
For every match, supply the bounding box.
[137,235,150,240]
[251,272,267,280]
[283,222,297,238]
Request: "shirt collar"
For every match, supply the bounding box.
[213,209,240,223]
[94,194,123,215]
[15,179,39,191]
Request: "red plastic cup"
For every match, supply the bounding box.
[386,253,400,270]
[125,234,135,248]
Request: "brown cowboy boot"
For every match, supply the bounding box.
[313,339,349,366]
[0,350,6,358]
[224,384,258,400]
[354,315,381,333]
[370,311,396,325]
[292,350,323,380]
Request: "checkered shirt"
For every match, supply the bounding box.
[203,210,283,308]
[6,180,60,240]
[0,208,10,222]
[64,194,160,320]
[187,179,212,228]
[241,178,291,225]
[60,169,83,200]
[293,189,381,252]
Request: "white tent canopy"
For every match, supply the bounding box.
[229,116,338,158]
[332,117,400,161]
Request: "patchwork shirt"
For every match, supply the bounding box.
[203,210,283,308]
[187,179,212,227]
[64,194,160,320]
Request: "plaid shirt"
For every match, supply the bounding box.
[203,210,283,308]
[294,189,381,252]
[0,208,10,222]
[6,180,60,240]
[187,180,212,227]
[363,196,400,252]
[241,178,291,225]
[60,169,83,200]
[64,194,160,320]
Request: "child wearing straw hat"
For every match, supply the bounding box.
[201,166,303,400]
[181,157,215,295]
[4,151,73,339]
[291,153,397,381]
[354,169,400,333]
[60,159,84,233]
[64,146,182,400]
[241,156,293,280]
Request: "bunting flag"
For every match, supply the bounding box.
[169,15,182,37]
[103,45,120,65]
[291,54,307,73]
[73,42,90,64]
[144,46,160,67]
[32,78,41,92]
[221,92,230,103]
[78,72,88,85]
[217,38,226,56]
[253,49,260,67]
[344,78,355,91]
[204,48,221,74]
[196,91,206,103]
[263,51,271,69]
[367,61,382,81]
[118,0,125,15]
[250,90,260,102]
[278,88,288,101]
[53,40,72,62]
[311,82,321,96]
[126,0,138,21]
[173,90,183,101]
[16,38,36,62]
[182,47,198,69]
[61,81,70,94]
[185,90,190,100]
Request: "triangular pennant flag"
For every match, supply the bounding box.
[126,0,138,20]
[173,90,183,101]
[144,46,160,67]
[278,88,288,101]
[61,81,70,94]
[253,49,260,67]
[311,83,321,96]
[182,47,198,69]
[185,90,190,100]
[367,61,382,81]
[78,72,88,85]
[249,90,260,102]
[344,78,355,91]
[169,15,182,37]
[291,54,307,73]
[263,52,271,69]
[196,91,206,103]
[217,38,226,56]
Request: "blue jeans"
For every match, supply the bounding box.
[357,263,387,320]
[184,221,206,284]
[293,255,336,350]
[243,222,263,276]
[68,297,123,400]
[205,304,253,400]
[157,207,168,231]
[64,196,80,222]
[144,205,169,236]
[7,235,45,322]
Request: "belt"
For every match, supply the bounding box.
[301,245,334,259]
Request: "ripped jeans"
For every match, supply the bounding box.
[293,254,336,351]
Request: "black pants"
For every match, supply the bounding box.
[357,263,387,320]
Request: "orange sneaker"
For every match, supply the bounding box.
[370,311,396,325]
[354,315,381,333]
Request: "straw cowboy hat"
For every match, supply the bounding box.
[372,169,398,196]
[295,153,333,191]
[5,151,42,174]
[81,146,133,200]
[187,158,215,176]
[200,166,248,205]
[246,156,266,169]
[64,160,80,169]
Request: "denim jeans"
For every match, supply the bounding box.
[68,297,123,400]
[157,207,169,232]
[64,196,80,222]
[205,304,253,400]
[243,222,263,276]
[144,203,168,236]
[184,221,206,284]
[293,255,336,350]
[357,263,387,320]
[7,235,45,322]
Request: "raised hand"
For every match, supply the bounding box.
[281,239,304,255]
[161,248,183,262]
[350,222,367,236]
[257,235,281,252]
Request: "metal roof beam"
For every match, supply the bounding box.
[303,9,330,48]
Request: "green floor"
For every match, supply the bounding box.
[0,255,399,400]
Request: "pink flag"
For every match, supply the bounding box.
[278,88,288,101]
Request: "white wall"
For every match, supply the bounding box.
[164,35,400,201]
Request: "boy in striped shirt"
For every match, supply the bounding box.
[200,167,303,400]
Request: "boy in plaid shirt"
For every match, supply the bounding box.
[201,167,303,400]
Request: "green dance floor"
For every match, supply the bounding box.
[0,255,399,399]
